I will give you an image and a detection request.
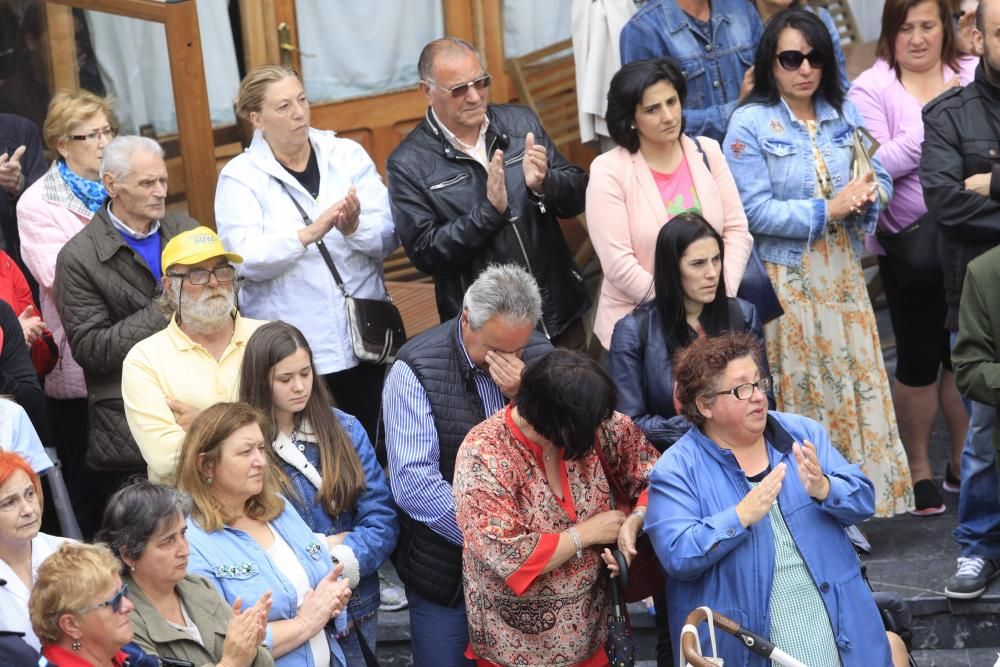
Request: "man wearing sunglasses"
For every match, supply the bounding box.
[387,37,591,353]
[54,136,197,532]
[120,226,265,485]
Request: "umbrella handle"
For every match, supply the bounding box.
[613,548,631,591]
[680,607,808,667]
[609,549,628,616]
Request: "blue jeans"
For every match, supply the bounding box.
[406,584,475,667]
[954,399,1000,558]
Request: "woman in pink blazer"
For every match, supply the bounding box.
[587,58,753,349]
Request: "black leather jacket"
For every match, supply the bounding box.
[386,104,591,338]
[921,63,1000,330]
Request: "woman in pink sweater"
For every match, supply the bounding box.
[586,58,753,349]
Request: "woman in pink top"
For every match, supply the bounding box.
[849,0,975,515]
[586,58,753,349]
[15,90,116,538]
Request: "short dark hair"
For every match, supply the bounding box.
[515,350,617,460]
[743,8,845,112]
[653,212,730,351]
[877,0,960,73]
[674,332,762,426]
[606,58,687,153]
[98,480,192,563]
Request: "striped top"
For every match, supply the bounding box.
[383,318,506,545]
[749,479,842,667]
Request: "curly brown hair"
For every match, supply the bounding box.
[674,332,762,426]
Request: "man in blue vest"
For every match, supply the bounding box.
[382,264,552,666]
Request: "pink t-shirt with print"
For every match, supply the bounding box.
[650,158,701,215]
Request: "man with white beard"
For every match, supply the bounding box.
[121,226,266,483]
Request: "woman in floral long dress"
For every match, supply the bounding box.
[724,8,912,516]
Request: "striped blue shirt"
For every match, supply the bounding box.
[383,320,506,545]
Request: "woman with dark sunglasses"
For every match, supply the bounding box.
[750,0,850,89]
[723,9,913,518]
[28,542,139,666]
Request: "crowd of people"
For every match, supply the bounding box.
[0,0,998,665]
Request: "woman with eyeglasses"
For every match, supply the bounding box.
[723,8,912,517]
[98,480,275,667]
[27,542,137,666]
[16,90,116,537]
[214,65,397,447]
[0,451,70,653]
[847,0,975,517]
[642,333,909,666]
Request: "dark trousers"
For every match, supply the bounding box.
[653,590,675,666]
[323,362,387,446]
[47,397,134,539]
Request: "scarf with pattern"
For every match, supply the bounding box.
[57,159,107,212]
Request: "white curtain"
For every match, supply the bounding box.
[85,1,239,136]
[504,0,573,57]
[847,0,885,42]
[295,0,444,103]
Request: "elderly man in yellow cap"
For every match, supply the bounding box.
[121,226,266,484]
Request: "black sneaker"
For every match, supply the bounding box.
[943,462,961,494]
[945,557,1000,599]
[907,479,945,516]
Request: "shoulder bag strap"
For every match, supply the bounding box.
[692,136,712,173]
[277,179,350,298]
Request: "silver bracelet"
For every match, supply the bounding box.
[629,507,647,522]
[567,526,583,560]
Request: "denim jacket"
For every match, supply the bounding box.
[619,0,763,141]
[279,409,399,622]
[645,412,889,666]
[723,97,893,268]
[186,502,348,667]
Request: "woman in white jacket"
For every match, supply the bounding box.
[215,65,398,442]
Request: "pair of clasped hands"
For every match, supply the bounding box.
[485,132,548,215]
[734,440,830,529]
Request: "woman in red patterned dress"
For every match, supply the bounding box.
[453,350,659,667]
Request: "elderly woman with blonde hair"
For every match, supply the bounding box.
[28,542,136,666]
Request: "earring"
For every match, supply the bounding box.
[130,565,136,572]
[205,477,213,485]
[72,640,81,651]
[629,123,636,130]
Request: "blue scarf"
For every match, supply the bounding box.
[57,159,107,212]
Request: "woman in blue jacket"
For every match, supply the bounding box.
[644,332,905,666]
[609,212,765,454]
[240,321,399,665]
[723,8,911,517]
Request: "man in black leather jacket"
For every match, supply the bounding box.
[920,0,1000,602]
[386,37,591,349]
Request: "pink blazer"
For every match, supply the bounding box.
[586,135,754,348]
[16,163,91,400]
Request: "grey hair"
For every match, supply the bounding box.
[99,135,164,181]
[418,37,483,81]
[462,264,542,330]
[97,480,192,563]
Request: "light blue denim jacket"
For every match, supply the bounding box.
[723,96,893,268]
[280,409,399,622]
[186,502,348,667]
[620,0,763,141]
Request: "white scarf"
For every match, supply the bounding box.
[272,421,323,490]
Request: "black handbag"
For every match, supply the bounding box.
[875,212,942,290]
[280,182,406,364]
[691,137,784,324]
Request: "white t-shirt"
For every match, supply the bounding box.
[267,524,331,667]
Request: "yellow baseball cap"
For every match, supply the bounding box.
[161,226,244,274]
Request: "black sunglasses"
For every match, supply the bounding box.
[429,74,492,98]
[776,50,824,71]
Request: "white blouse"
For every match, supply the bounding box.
[0,532,70,650]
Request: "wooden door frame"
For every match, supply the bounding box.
[43,0,217,227]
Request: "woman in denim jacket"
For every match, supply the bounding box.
[724,9,913,517]
[240,321,399,665]
[177,402,353,667]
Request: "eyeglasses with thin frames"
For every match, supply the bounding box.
[167,265,236,286]
[776,50,824,71]
[715,375,774,401]
[77,583,128,614]
[426,73,492,98]
[67,127,119,143]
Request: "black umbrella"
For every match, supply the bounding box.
[605,549,636,667]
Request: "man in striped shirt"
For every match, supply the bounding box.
[382,264,552,666]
